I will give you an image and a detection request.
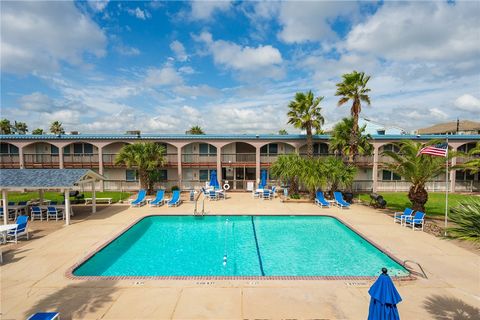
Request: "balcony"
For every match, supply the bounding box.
[24,154,59,168]
[102,153,178,168]
[0,154,20,168]
[63,154,99,168]
[181,154,216,167]
[222,153,256,167]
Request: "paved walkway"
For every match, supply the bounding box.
[1,193,479,319]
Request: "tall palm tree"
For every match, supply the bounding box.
[270,154,303,195]
[50,121,65,134]
[13,121,28,134]
[115,143,167,194]
[287,91,325,158]
[329,117,373,160]
[185,125,205,135]
[0,119,12,134]
[382,140,448,212]
[335,71,371,163]
[455,142,480,174]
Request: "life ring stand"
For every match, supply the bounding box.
[223,183,231,191]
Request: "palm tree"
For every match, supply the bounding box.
[278,129,288,135]
[455,142,480,174]
[115,143,167,194]
[185,125,205,135]
[329,117,373,160]
[50,121,65,134]
[448,197,480,243]
[335,71,371,163]
[270,154,303,195]
[287,91,325,158]
[322,157,357,197]
[299,157,327,198]
[0,119,12,134]
[32,128,44,135]
[382,140,448,212]
[13,121,28,134]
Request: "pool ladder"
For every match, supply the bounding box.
[193,192,206,216]
[403,260,428,279]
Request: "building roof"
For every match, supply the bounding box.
[0,169,104,190]
[0,133,479,141]
[417,120,480,134]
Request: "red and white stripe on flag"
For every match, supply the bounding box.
[418,146,448,157]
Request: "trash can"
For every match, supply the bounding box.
[189,190,195,202]
[283,188,288,197]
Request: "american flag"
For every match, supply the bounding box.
[418,143,448,157]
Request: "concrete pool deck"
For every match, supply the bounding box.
[1,193,479,319]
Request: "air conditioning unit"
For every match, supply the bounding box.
[70,131,79,135]
[126,130,141,135]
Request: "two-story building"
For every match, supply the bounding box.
[1,133,478,192]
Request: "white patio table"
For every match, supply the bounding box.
[0,224,18,244]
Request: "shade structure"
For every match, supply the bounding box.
[259,169,268,189]
[209,170,220,189]
[368,269,402,320]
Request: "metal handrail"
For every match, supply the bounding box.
[193,191,206,216]
[403,259,428,279]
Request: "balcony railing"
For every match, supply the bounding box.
[102,153,178,168]
[0,154,20,168]
[63,153,99,168]
[182,154,216,166]
[24,153,60,168]
[222,153,256,165]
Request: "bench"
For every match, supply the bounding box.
[84,198,112,205]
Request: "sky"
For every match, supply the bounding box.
[1,0,479,134]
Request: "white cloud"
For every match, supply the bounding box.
[115,45,141,56]
[189,1,232,21]
[127,7,151,20]
[170,40,188,62]
[144,67,184,86]
[454,94,480,112]
[345,2,480,62]
[195,32,284,79]
[277,1,359,43]
[87,0,109,12]
[19,92,55,112]
[179,66,195,74]
[1,1,107,74]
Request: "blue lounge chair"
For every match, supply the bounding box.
[271,186,277,198]
[208,190,218,201]
[262,189,271,200]
[130,189,147,207]
[393,208,414,225]
[404,211,425,231]
[49,201,58,205]
[167,190,181,207]
[315,191,330,208]
[7,215,29,243]
[31,206,44,221]
[8,201,15,206]
[18,201,28,205]
[149,190,165,207]
[334,192,350,209]
[27,312,59,320]
[47,207,63,221]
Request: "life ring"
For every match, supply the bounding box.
[223,183,231,191]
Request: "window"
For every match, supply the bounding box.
[382,144,400,153]
[51,146,59,154]
[83,144,93,154]
[382,170,401,181]
[261,144,278,154]
[73,143,83,154]
[10,145,19,154]
[0,143,9,154]
[64,146,70,155]
[158,170,168,181]
[313,143,329,154]
[456,170,475,181]
[199,169,210,181]
[126,169,137,182]
[377,130,386,135]
[199,144,216,155]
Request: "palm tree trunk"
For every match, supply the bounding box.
[139,169,150,194]
[408,184,428,212]
[306,125,313,159]
[350,100,360,164]
[289,178,298,195]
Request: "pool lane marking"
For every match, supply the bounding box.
[250,216,265,276]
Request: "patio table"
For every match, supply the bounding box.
[0,224,18,244]
[7,205,28,220]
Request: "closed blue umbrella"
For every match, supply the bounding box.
[209,170,220,189]
[260,169,267,189]
[368,268,402,320]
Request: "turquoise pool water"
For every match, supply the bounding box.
[73,216,409,277]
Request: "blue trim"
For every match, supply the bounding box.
[250,216,265,276]
[0,133,478,141]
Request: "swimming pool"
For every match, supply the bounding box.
[71,215,409,279]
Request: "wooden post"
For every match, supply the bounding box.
[2,190,8,224]
[92,181,96,214]
[64,189,71,226]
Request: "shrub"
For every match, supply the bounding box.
[448,197,480,243]
[171,186,179,191]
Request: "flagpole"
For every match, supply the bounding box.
[445,135,449,237]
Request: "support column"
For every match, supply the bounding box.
[64,189,71,226]
[177,148,182,188]
[372,145,380,193]
[216,152,222,185]
[450,157,457,192]
[59,146,64,169]
[98,147,104,192]
[19,147,25,169]
[255,147,261,187]
[91,182,96,214]
[39,189,44,204]
[2,190,8,224]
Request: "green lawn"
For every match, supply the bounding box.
[3,191,132,203]
[359,192,477,217]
